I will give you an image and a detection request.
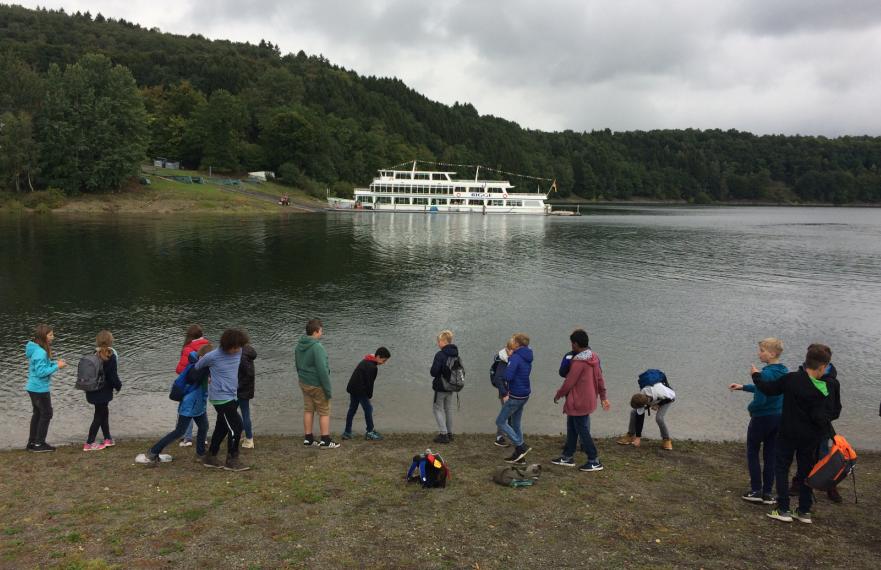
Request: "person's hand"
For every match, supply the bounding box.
[601,399,611,411]
[729,383,743,391]
[750,364,759,375]
[650,404,659,412]
[57,359,66,369]
[553,397,559,404]
[502,395,509,403]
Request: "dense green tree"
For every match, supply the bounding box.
[37,54,147,193]
[195,89,247,171]
[0,111,37,191]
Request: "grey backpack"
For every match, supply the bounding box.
[441,356,466,392]
[76,353,106,392]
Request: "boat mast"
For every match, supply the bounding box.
[474,165,480,182]
[411,161,417,177]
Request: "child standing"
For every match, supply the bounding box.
[83,330,123,451]
[430,330,459,444]
[196,329,250,472]
[551,329,610,471]
[490,339,516,447]
[295,318,339,448]
[342,347,391,440]
[175,325,210,447]
[238,343,258,449]
[728,338,787,504]
[618,370,676,450]
[754,344,838,524]
[496,333,534,463]
[141,344,212,464]
[25,324,66,452]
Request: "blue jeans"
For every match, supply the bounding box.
[184,417,194,440]
[496,397,528,447]
[345,395,374,433]
[151,414,209,456]
[239,399,253,439]
[562,414,598,462]
[746,414,780,494]
[775,438,817,513]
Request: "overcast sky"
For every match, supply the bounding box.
[14,0,881,136]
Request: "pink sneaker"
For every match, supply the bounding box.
[83,442,106,452]
[102,438,115,447]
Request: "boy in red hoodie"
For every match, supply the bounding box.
[551,329,611,472]
[342,347,391,440]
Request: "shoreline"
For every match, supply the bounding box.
[1,434,878,568]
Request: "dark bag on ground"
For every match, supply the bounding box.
[806,434,857,492]
[493,464,542,487]
[441,356,466,392]
[406,450,450,488]
[637,369,670,389]
[75,353,106,392]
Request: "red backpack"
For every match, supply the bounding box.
[806,434,858,501]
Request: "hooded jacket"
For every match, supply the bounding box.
[554,349,607,416]
[753,368,835,446]
[347,355,381,398]
[237,344,258,400]
[430,344,459,392]
[295,335,332,398]
[503,346,533,399]
[805,363,841,439]
[179,351,210,417]
[741,363,787,417]
[25,341,59,393]
[176,337,210,374]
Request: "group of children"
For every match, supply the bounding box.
[23,322,846,523]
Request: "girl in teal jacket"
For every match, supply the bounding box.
[25,324,67,452]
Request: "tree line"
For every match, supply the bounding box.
[1,4,880,203]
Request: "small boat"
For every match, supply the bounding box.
[328,161,554,215]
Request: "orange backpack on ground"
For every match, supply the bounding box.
[806,434,858,501]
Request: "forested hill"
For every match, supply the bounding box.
[2,4,880,203]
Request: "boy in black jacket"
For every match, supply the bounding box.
[342,347,390,441]
[754,344,837,524]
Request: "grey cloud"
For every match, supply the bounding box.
[724,0,881,36]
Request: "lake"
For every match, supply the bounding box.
[1,207,880,450]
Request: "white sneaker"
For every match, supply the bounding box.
[179,439,193,447]
[135,453,172,464]
[241,437,254,449]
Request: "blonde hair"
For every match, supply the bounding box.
[96,330,114,361]
[759,337,784,357]
[505,338,517,351]
[437,330,454,344]
[511,333,530,347]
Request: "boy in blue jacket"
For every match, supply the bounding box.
[496,333,533,463]
[141,344,212,464]
[729,338,788,504]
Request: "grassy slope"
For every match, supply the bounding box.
[1,435,878,569]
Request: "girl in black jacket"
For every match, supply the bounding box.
[238,344,258,448]
[83,330,122,451]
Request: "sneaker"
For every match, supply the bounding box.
[102,438,115,447]
[741,490,764,503]
[762,494,777,505]
[550,456,576,467]
[223,456,251,472]
[83,442,106,452]
[303,436,317,447]
[767,509,793,523]
[616,434,634,445]
[202,454,223,469]
[25,443,34,451]
[318,439,340,449]
[505,445,531,463]
[179,438,193,447]
[827,488,843,504]
[241,438,254,449]
[30,443,55,453]
[433,433,450,444]
[793,509,812,524]
[493,436,510,448]
[135,453,160,466]
[447,433,455,442]
[341,431,353,440]
[579,460,604,472]
[662,438,673,451]
[365,431,384,441]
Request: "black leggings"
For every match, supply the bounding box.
[87,403,111,444]
[28,391,53,445]
[209,401,242,458]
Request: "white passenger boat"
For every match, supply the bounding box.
[329,162,553,215]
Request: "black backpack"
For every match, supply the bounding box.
[441,356,465,392]
[76,353,106,392]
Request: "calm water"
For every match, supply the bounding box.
[1,207,880,450]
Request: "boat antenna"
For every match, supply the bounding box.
[411,160,417,175]
[474,165,480,182]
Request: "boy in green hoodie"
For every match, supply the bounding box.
[295,318,339,448]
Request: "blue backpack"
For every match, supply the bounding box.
[638,369,670,389]
[169,364,198,402]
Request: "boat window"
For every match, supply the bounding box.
[468,199,484,206]
[431,198,448,205]
[450,198,465,205]
[489,200,504,206]
[414,173,430,180]
[507,200,523,207]
[376,196,392,204]
[394,172,410,179]
[454,187,466,193]
[357,196,372,203]
[413,197,429,205]
[489,187,504,193]
[395,197,411,204]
